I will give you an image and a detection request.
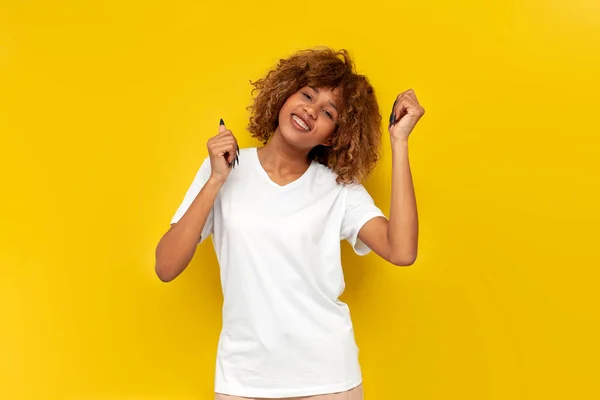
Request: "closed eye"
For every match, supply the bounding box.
[304,93,334,119]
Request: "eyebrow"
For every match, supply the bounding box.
[309,86,339,114]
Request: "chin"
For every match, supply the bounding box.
[279,127,304,148]
[279,120,307,144]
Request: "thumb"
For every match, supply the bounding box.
[219,118,226,133]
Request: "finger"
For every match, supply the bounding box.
[215,119,238,167]
[217,129,234,138]
[406,88,418,99]
[230,143,239,166]
[225,146,237,166]
[214,144,235,161]
[404,89,420,105]
[210,137,235,151]
[398,100,410,116]
[209,131,234,148]
[389,98,398,126]
[390,97,407,126]
[390,98,410,126]
[218,142,237,164]
[230,143,238,166]
[213,136,239,153]
[210,137,237,150]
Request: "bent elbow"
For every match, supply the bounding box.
[155,263,176,283]
[390,252,417,267]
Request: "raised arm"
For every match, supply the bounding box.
[155,119,238,282]
[357,89,424,266]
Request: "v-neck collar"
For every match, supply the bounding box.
[252,147,315,190]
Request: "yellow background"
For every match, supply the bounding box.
[1,0,599,399]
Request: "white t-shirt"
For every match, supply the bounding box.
[170,147,385,398]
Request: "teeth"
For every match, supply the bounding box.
[292,115,309,131]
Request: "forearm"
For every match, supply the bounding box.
[387,138,419,264]
[155,176,223,282]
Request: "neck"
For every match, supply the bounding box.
[258,128,311,173]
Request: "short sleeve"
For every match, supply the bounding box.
[170,156,214,244]
[340,183,386,256]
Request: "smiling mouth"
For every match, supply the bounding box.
[291,114,310,131]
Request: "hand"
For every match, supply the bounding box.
[207,119,239,183]
[388,89,425,141]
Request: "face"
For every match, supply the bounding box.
[276,85,341,150]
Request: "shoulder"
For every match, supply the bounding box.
[313,161,351,183]
[311,161,345,189]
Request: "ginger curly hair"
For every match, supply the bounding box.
[246,47,382,184]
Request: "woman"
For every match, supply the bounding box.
[155,47,424,399]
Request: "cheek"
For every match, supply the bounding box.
[318,120,337,135]
[278,100,295,119]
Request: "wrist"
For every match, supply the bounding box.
[207,174,227,187]
[390,135,409,147]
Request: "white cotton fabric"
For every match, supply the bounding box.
[171,147,385,398]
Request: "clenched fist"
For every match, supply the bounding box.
[207,119,239,184]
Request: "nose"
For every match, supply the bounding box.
[304,104,317,120]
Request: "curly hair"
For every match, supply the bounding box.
[246,47,382,184]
